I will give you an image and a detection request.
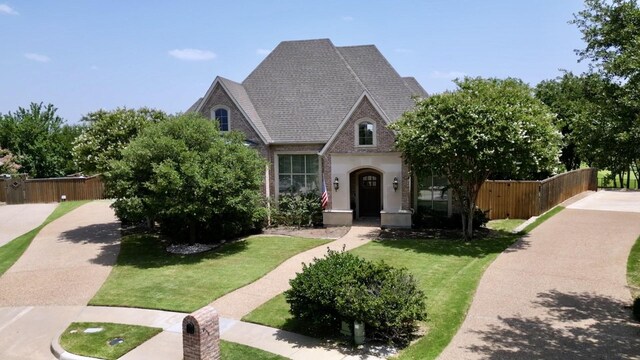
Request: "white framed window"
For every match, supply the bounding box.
[277,154,319,194]
[355,118,376,147]
[211,106,230,132]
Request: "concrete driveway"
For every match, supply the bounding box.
[439,190,640,359]
[0,203,57,246]
[0,201,120,359]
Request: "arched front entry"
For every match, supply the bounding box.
[350,169,382,219]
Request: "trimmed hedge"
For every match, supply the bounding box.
[285,249,426,345]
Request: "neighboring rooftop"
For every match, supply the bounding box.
[195,38,428,143]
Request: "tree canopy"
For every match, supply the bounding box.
[105,113,266,243]
[73,107,167,174]
[391,77,561,239]
[0,102,79,178]
[571,0,640,185]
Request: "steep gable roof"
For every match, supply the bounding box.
[335,45,417,124]
[402,77,429,97]
[192,39,427,144]
[242,39,364,143]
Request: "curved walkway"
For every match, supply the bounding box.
[212,225,379,319]
[439,191,640,359]
[0,201,120,360]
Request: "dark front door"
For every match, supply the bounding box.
[358,172,381,217]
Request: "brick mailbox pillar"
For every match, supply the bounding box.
[183,305,221,360]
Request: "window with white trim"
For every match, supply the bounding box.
[278,154,319,194]
[356,119,375,146]
[211,107,229,131]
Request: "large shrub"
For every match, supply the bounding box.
[105,113,266,243]
[270,191,323,227]
[285,249,426,345]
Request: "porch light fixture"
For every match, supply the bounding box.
[333,177,340,191]
[393,177,399,191]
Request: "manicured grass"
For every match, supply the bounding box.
[0,200,89,276]
[244,232,518,359]
[244,210,565,360]
[90,234,331,312]
[627,236,640,298]
[486,219,525,233]
[522,206,564,233]
[220,340,288,360]
[60,322,161,360]
[60,322,286,360]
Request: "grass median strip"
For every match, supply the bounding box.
[90,234,331,312]
[60,321,287,360]
[627,235,640,298]
[0,200,89,276]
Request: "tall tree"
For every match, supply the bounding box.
[72,108,167,174]
[535,73,587,171]
[0,103,71,178]
[572,0,640,187]
[391,78,561,240]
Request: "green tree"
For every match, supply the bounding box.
[72,108,167,174]
[573,0,640,187]
[391,77,561,240]
[535,72,587,171]
[105,113,266,243]
[0,102,71,178]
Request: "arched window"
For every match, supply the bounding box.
[211,107,229,131]
[356,119,375,146]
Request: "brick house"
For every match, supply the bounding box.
[188,39,443,228]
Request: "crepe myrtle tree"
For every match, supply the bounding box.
[105,113,266,243]
[391,77,561,240]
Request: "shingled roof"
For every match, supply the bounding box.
[195,39,427,144]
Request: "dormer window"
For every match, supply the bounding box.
[356,119,376,147]
[211,107,229,131]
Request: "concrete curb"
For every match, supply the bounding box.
[50,330,101,360]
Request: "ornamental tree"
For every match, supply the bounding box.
[105,113,266,243]
[73,107,167,174]
[391,77,561,240]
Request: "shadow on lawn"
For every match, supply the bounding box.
[467,290,640,359]
[58,222,121,266]
[108,233,249,269]
[373,229,525,259]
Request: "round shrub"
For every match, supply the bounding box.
[285,249,426,345]
[105,113,266,243]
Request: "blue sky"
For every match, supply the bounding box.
[1,0,589,123]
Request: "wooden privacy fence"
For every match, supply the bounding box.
[477,168,598,220]
[1,175,105,204]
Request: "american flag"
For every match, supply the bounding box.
[321,175,329,209]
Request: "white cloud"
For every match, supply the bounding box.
[430,70,466,80]
[24,53,50,62]
[168,48,216,61]
[0,4,18,15]
[256,48,271,56]
[341,16,354,21]
[394,48,413,54]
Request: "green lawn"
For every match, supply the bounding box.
[60,322,287,360]
[627,236,640,298]
[90,234,330,312]
[486,219,525,232]
[244,213,560,360]
[0,200,89,276]
[60,322,162,360]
